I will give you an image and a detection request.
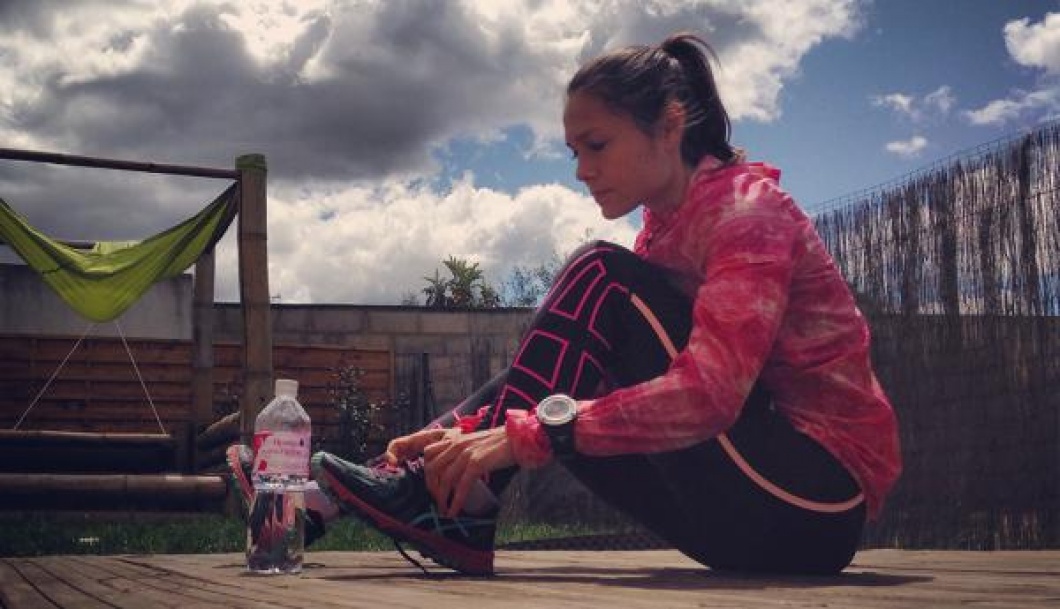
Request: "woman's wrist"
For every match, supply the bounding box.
[504,409,553,468]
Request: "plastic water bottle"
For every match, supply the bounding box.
[246,378,311,574]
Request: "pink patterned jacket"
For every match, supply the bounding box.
[506,156,902,518]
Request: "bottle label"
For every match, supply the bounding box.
[253,430,310,477]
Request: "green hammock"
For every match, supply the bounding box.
[0,185,238,322]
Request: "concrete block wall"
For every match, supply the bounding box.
[0,263,194,339]
[212,303,532,411]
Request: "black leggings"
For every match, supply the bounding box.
[431,241,865,574]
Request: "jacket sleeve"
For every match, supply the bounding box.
[507,173,801,467]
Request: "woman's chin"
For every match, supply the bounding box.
[599,204,637,220]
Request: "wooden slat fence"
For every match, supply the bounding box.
[0,334,393,468]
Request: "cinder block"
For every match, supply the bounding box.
[394,335,451,354]
[367,311,421,334]
[420,311,471,334]
[313,309,367,333]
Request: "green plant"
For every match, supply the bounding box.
[327,366,385,463]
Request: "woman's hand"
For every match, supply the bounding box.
[384,428,451,465]
[423,426,515,517]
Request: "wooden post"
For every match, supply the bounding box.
[236,154,272,442]
[190,247,216,472]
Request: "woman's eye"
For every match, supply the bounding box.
[588,141,607,152]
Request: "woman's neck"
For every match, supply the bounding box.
[645,161,696,217]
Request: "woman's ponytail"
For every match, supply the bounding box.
[567,31,735,167]
[660,33,735,164]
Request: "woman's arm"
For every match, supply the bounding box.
[507,172,802,466]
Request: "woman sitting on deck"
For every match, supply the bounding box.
[230,31,901,577]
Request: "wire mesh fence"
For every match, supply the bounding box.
[814,120,1060,548]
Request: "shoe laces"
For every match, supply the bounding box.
[392,540,433,576]
[364,456,467,576]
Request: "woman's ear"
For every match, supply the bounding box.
[660,102,686,150]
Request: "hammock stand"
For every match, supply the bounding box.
[0,147,274,479]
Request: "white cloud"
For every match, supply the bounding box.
[872,93,915,117]
[964,87,1060,126]
[965,12,1060,126]
[884,135,927,158]
[0,0,859,304]
[924,86,955,114]
[211,175,638,305]
[1004,12,1060,73]
[872,87,954,122]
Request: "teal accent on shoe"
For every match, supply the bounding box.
[311,451,496,576]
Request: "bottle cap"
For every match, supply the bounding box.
[275,378,298,397]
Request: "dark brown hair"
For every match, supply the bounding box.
[567,32,735,166]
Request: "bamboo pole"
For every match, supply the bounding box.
[0,429,173,444]
[0,473,228,511]
[236,154,272,442]
[0,147,238,179]
[196,411,240,450]
[190,247,217,472]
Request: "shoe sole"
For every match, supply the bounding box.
[311,455,494,576]
[225,445,254,514]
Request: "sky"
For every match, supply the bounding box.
[1,0,1058,306]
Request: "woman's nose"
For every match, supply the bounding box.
[575,158,595,183]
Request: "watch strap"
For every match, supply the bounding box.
[542,419,577,460]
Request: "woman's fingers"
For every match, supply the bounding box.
[445,457,480,517]
[422,428,516,517]
[424,438,458,509]
[385,428,448,464]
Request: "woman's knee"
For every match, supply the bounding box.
[562,240,633,267]
[557,241,647,285]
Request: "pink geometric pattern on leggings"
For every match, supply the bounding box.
[588,281,630,350]
[548,259,607,321]
[542,245,616,304]
[491,384,538,427]
[511,329,570,391]
[572,351,605,396]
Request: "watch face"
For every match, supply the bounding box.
[538,394,577,426]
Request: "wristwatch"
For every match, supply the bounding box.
[536,394,578,460]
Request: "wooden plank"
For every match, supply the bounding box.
[60,555,245,609]
[4,364,194,383]
[273,348,391,370]
[0,335,394,443]
[0,559,61,609]
[1,551,1058,608]
[104,553,348,609]
[0,420,186,435]
[32,556,184,609]
[4,560,111,609]
[126,550,1060,609]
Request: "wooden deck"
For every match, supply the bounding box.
[1,549,1057,608]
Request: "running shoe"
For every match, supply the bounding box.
[311,451,497,576]
[225,443,325,545]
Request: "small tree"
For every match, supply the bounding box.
[442,256,484,307]
[422,269,451,308]
[419,255,501,308]
[326,367,385,463]
[500,254,563,307]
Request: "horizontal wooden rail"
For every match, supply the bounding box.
[0,147,238,180]
[0,473,227,511]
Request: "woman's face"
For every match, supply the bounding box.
[563,91,686,219]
